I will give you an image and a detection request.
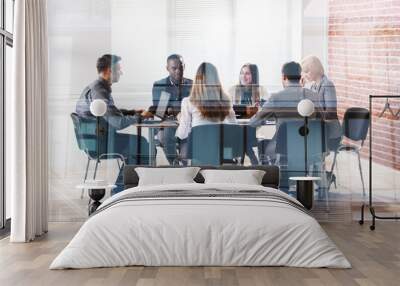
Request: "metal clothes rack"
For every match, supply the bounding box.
[359,95,400,230]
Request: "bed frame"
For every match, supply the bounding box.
[123,165,280,189]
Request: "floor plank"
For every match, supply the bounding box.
[0,222,399,286]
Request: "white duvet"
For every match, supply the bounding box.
[50,183,350,269]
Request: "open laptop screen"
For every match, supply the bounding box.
[155,91,171,119]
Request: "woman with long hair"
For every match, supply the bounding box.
[176,62,236,159]
[230,63,265,165]
[232,63,265,106]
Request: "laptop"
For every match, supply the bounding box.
[142,91,172,124]
[155,91,170,119]
[233,104,247,118]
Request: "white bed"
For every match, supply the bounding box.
[50,183,350,269]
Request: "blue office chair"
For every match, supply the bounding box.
[188,124,245,166]
[275,119,329,203]
[242,126,259,165]
[327,107,370,195]
[71,113,150,197]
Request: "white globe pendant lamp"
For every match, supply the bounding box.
[90,99,107,163]
[297,99,315,176]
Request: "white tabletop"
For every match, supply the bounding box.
[289,176,321,181]
[76,184,117,189]
[117,121,178,135]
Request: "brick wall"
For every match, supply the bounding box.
[328,0,400,169]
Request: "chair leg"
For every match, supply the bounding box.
[321,165,330,212]
[327,151,338,193]
[356,150,366,197]
[93,160,99,180]
[313,162,329,211]
[84,157,91,181]
[275,154,281,166]
[334,155,339,181]
[81,158,91,199]
[119,158,125,171]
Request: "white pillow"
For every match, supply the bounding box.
[200,169,266,185]
[135,167,200,186]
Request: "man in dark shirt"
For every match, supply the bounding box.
[76,55,140,129]
[152,54,193,164]
[76,54,146,195]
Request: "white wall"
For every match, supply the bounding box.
[110,0,304,99]
[110,0,168,108]
[234,0,303,92]
[48,0,112,178]
[167,0,234,88]
[302,0,328,69]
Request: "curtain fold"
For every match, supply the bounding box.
[10,0,48,242]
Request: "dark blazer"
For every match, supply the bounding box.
[250,83,322,131]
[152,76,193,116]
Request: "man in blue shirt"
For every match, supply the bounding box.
[152,54,193,164]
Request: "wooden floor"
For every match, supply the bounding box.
[1,222,399,286]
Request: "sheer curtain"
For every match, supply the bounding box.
[10,0,48,242]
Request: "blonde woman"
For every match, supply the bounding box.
[176,62,236,159]
[301,55,342,151]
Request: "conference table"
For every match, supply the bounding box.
[118,119,276,166]
[118,120,178,166]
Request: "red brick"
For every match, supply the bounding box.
[328,0,400,170]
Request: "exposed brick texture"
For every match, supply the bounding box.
[328,0,400,170]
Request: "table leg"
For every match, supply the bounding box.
[88,188,105,215]
[149,128,156,166]
[296,180,314,210]
[136,126,142,165]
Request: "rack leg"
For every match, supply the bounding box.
[370,206,376,231]
[359,204,365,225]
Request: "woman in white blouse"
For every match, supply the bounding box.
[176,62,236,159]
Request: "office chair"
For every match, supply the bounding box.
[188,124,245,166]
[275,119,329,206]
[327,107,370,195]
[242,125,259,165]
[71,113,150,198]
